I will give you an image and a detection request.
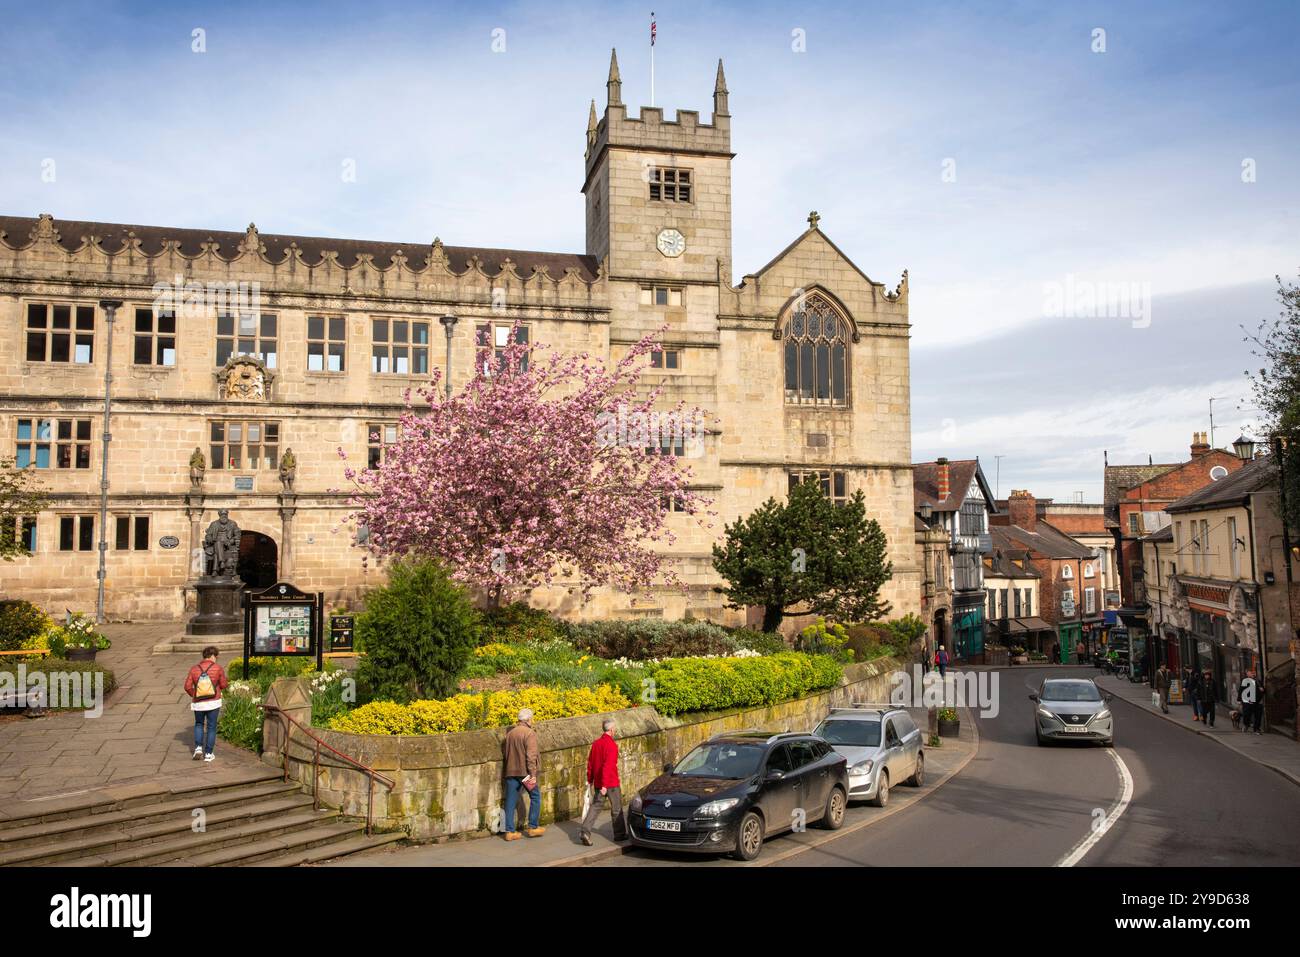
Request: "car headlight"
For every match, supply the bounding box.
[630,794,643,813]
[1091,709,1111,723]
[695,798,740,818]
[1037,708,1060,721]
[850,759,874,774]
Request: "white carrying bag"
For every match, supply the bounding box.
[581,784,593,820]
[1151,691,1161,708]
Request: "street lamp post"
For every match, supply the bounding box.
[439,314,458,399]
[96,299,123,624]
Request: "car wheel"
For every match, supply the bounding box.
[733,811,764,861]
[820,787,846,830]
[869,771,889,808]
[907,753,925,787]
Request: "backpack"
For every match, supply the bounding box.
[193,662,219,701]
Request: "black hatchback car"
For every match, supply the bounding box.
[627,731,849,861]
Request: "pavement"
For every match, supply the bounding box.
[0,622,266,805]
[324,706,980,868]
[1093,671,1300,788]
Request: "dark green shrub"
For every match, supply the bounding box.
[650,651,842,717]
[843,622,892,662]
[481,602,570,644]
[730,628,788,656]
[569,619,738,660]
[356,559,481,703]
[0,600,48,652]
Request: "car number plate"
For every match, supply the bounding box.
[1061,725,1091,733]
[647,818,682,832]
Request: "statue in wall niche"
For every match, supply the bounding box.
[189,447,206,490]
[203,510,241,578]
[279,448,297,492]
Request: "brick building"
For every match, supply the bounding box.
[1104,433,1245,640]
[991,490,1100,663]
[0,52,920,624]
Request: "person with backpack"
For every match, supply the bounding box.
[934,644,949,678]
[184,646,228,762]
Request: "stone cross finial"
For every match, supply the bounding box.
[808,211,821,229]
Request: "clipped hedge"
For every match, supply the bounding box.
[0,658,118,701]
[569,619,738,661]
[649,651,842,717]
[327,684,631,735]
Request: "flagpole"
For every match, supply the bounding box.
[650,11,656,107]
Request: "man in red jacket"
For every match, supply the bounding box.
[580,718,627,846]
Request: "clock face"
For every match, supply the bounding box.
[656,228,686,258]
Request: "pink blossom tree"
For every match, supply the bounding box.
[341,325,710,607]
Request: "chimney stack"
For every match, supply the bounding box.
[936,457,950,501]
[1007,489,1037,531]
[1190,431,1210,458]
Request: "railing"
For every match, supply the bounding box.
[258,703,395,835]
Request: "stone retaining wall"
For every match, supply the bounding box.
[264,656,904,841]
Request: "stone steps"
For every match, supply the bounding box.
[0,771,402,867]
[152,635,243,656]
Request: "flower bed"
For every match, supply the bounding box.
[328,684,631,735]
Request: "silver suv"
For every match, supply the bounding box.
[812,705,924,807]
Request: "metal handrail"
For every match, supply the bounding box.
[258,703,395,835]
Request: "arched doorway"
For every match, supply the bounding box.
[238,532,277,588]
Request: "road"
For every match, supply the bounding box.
[594,667,1300,867]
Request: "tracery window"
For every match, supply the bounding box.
[782,295,848,406]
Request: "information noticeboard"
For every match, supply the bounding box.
[241,581,324,677]
[330,615,355,653]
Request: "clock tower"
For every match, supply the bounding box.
[582,50,734,285]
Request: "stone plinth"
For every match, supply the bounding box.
[186,578,244,637]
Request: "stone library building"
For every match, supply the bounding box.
[0,52,918,626]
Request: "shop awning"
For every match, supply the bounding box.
[1005,617,1054,634]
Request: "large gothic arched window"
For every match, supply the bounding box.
[783,294,848,406]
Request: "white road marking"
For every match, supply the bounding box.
[1055,745,1133,867]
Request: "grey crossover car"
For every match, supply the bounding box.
[812,706,924,807]
[1031,678,1114,746]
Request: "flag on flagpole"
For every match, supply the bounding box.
[651,12,656,46]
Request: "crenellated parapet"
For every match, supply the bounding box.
[0,214,608,312]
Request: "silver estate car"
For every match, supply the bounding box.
[1031,678,1114,746]
[812,706,924,807]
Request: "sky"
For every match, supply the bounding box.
[1,0,1296,501]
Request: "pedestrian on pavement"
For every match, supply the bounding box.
[1155,663,1171,714]
[934,644,949,678]
[1186,667,1203,722]
[1076,640,1086,665]
[502,708,544,840]
[183,646,228,763]
[580,718,628,846]
[1200,669,1216,727]
[1238,669,1263,734]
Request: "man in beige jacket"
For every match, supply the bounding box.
[502,708,544,840]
